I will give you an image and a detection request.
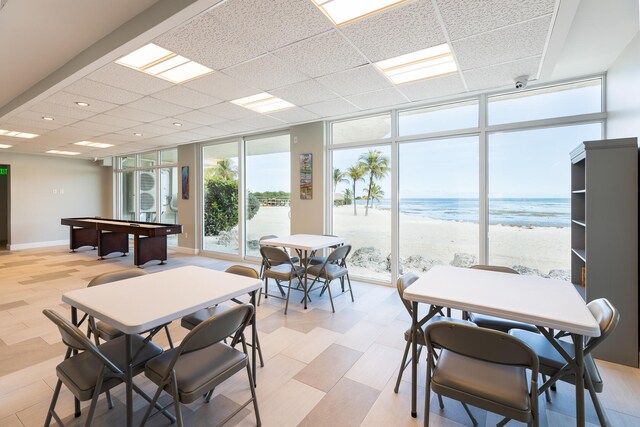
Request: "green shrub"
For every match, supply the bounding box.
[204,179,260,235]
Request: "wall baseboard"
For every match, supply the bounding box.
[8,240,68,250]
[173,246,199,255]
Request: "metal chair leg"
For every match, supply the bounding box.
[85,371,106,427]
[325,279,335,313]
[394,340,411,393]
[44,379,63,427]
[170,371,184,427]
[246,362,262,426]
[283,279,292,315]
[346,274,354,302]
[461,402,478,426]
[164,325,174,349]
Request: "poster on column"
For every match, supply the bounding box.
[300,153,312,200]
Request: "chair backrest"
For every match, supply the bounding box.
[584,298,620,353]
[225,265,259,279]
[260,246,292,265]
[42,309,122,373]
[396,272,420,316]
[180,304,254,355]
[426,321,539,375]
[88,269,147,287]
[325,244,351,264]
[470,265,519,275]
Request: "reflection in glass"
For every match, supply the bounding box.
[399,136,479,275]
[399,101,478,136]
[160,167,178,246]
[119,171,135,221]
[139,152,156,167]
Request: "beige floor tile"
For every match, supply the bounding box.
[257,326,306,362]
[294,344,362,392]
[596,358,640,418]
[336,319,386,352]
[0,380,53,419]
[345,343,403,391]
[280,327,341,363]
[0,414,23,427]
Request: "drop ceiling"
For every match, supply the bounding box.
[0,0,635,159]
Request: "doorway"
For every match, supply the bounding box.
[0,164,9,250]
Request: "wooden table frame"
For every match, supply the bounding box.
[404,266,601,426]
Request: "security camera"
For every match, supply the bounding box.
[514,75,529,90]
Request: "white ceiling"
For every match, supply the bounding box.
[0,0,637,160]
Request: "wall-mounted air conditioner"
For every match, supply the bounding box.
[139,171,156,213]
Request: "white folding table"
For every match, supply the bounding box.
[403,265,601,426]
[259,234,346,309]
[62,266,262,427]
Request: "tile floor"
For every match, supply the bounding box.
[0,246,639,426]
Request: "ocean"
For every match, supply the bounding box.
[366,198,571,228]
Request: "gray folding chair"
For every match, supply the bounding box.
[140,304,261,427]
[305,244,353,313]
[86,269,174,348]
[425,321,539,427]
[42,309,170,427]
[466,265,539,334]
[393,272,475,394]
[510,298,619,426]
[181,265,265,368]
[260,246,305,315]
[258,235,299,279]
[302,234,342,266]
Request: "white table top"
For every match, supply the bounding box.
[62,266,261,334]
[260,234,346,252]
[404,265,600,337]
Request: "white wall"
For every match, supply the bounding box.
[607,31,640,140]
[177,143,198,251]
[0,152,111,248]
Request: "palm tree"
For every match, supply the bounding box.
[332,168,349,195]
[213,158,237,181]
[343,188,353,205]
[347,164,366,216]
[358,149,390,216]
[368,184,385,207]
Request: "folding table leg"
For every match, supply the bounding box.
[411,301,418,418]
[251,290,258,385]
[71,307,81,418]
[573,334,585,427]
[126,334,133,427]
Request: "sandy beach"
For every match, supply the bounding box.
[210,205,571,281]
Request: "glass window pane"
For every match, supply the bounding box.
[120,156,135,169]
[245,134,291,257]
[399,101,478,136]
[119,171,135,220]
[399,136,479,274]
[138,170,157,222]
[488,123,602,279]
[332,114,391,145]
[139,152,156,167]
[160,167,178,246]
[202,142,239,254]
[161,149,177,165]
[332,145,391,281]
[488,79,602,125]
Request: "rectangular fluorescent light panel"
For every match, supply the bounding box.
[47,150,80,156]
[375,44,457,85]
[231,93,295,113]
[0,129,39,138]
[0,144,12,148]
[313,0,407,25]
[116,43,213,83]
[74,141,114,148]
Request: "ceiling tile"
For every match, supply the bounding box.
[270,80,337,106]
[213,120,256,133]
[64,79,144,104]
[38,127,101,141]
[346,88,409,111]
[15,111,76,127]
[3,116,59,133]
[397,74,466,101]
[105,106,164,123]
[130,123,181,136]
[87,63,174,95]
[224,54,308,91]
[85,114,143,129]
[211,0,333,52]
[316,65,392,97]
[463,56,542,91]
[174,110,227,126]
[436,0,555,41]
[189,126,229,138]
[126,97,191,117]
[45,91,118,114]
[185,71,260,101]
[72,120,123,133]
[199,102,260,120]
[97,133,142,143]
[150,117,203,131]
[29,102,96,120]
[151,86,222,109]
[155,11,267,71]
[273,30,367,78]
[340,0,446,62]
[235,115,286,130]
[453,15,552,70]
[267,107,320,124]
[303,98,361,116]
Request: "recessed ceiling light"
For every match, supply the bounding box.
[74,141,114,148]
[231,92,295,113]
[42,116,54,121]
[173,122,182,127]
[75,101,90,107]
[133,133,143,137]
[46,150,80,156]
[0,129,39,139]
[116,43,213,84]
[312,0,407,25]
[375,43,457,85]
[0,144,12,149]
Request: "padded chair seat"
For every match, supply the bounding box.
[95,320,124,341]
[403,316,476,345]
[270,256,300,265]
[263,263,305,281]
[307,263,348,280]
[510,330,603,392]
[469,312,539,334]
[181,305,228,330]
[432,349,531,417]
[145,342,246,404]
[57,334,162,401]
